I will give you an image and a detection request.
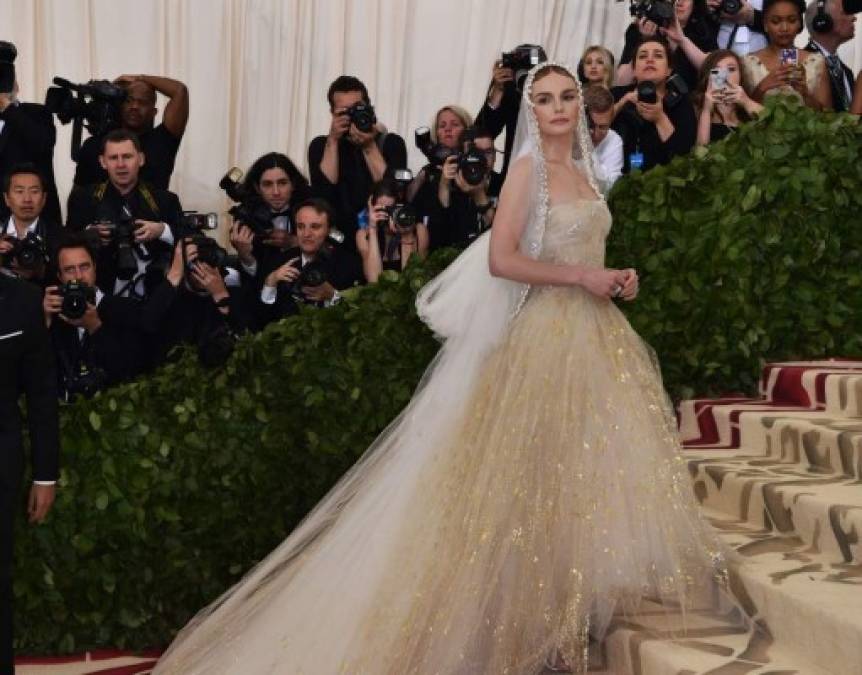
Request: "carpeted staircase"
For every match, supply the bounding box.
[18,361,862,674]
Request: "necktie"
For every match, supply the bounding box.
[826,55,850,110]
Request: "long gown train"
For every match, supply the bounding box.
[155,200,732,674]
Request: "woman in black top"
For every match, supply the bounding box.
[356,179,428,283]
[611,36,698,174]
[617,0,718,92]
[694,49,763,145]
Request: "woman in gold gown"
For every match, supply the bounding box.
[154,63,734,675]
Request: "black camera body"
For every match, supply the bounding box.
[0,41,16,94]
[625,0,675,27]
[3,232,47,271]
[375,169,418,232]
[188,235,233,273]
[219,168,279,238]
[59,280,97,320]
[458,143,488,187]
[415,127,458,168]
[345,102,377,134]
[717,0,742,15]
[280,249,331,304]
[500,44,547,91]
[45,77,127,161]
[637,80,658,104]
[95,206,138,281]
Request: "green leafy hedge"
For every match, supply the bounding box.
[607,97,862,398]
[14,249,457,654]
[15,97,862,654]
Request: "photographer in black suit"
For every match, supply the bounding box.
[258,198,362,325]
[805,0,856,111]
[0,164,62,286]
[67,129,182,300]
[0,275,59,674]
[43,235,144,400]
[0,42,61,224]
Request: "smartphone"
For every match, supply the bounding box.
[709,67,728,92]
[779,48,798,66]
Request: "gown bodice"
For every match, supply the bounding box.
[538,199,611,268]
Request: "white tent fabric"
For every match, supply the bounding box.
[0,0,631,219]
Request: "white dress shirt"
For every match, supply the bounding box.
[593,130,624,190]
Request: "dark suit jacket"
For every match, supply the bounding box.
[1,217,64,286]
[50,294,145,399]
[806,40,854,112]
[474,84,521,180]
[0,102,61,224]
[0,276,59,483]
[66,181,183,297]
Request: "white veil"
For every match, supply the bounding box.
[154,63,610,674]
[416,61,603,349]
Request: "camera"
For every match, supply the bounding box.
[180,211,218,233]
[457,133,488,187]
[622,0,676,28]
[94,205,138,281]
[637,80,658,104]
[219,167,280,238]
[59,279,97,320]
[0,41,16,94]
[187,235,233,272]
[344,102,377,134]
[281,249,331,304]
[415,127,458,168]
[45,77,127,161]
[713,0,742,15]
[500,44,547,91]
[64,363,108,399]
[845,0,862,12]
[2,232,47,271]
[375,169,418,231]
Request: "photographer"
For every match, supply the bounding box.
[228,152,311,288]
[307,76,407,249]
[584,87,624,189]
[258,199,363,324]
[0,164,61,285]
[356,179,429,283]
[73,74,189,190]
[42,234,144,400]
[415,126,501,251]
[67,129,183,300]
[141,236,247,368]
[0,41,61,224]
[611,36,698,174]
[474,44,547,179]
[617,0,718,91]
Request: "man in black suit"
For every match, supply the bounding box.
[43,235,145,400]
[0,164,63,286]
[806,0,857,111]
[0,81,61,224]
[257,198,362,326]
[0,275,60,674]
[66,129,183,300]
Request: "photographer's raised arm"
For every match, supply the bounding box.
[116,74,189,138]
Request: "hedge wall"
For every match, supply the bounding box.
[15,97,862,654]
[607,97,862,398]
[14,249,457,654]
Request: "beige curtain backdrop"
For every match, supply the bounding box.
[0,0,858,222]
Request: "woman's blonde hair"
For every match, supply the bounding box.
[430,105,474,143]
[578,45,615,89]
